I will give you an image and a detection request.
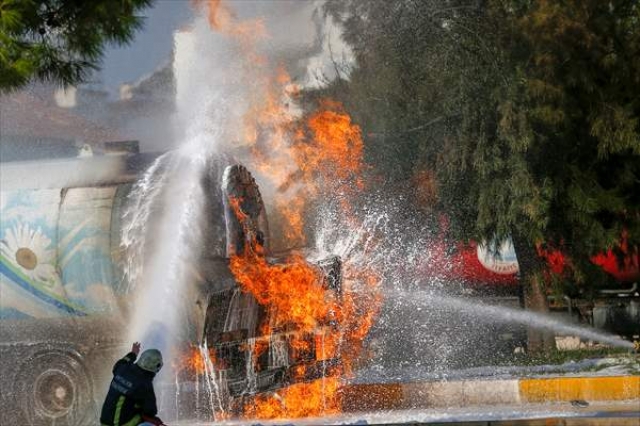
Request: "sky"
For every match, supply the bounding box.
[96,0,351,96]
[98,1,194,94]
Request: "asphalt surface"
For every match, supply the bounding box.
[172,401,640,425]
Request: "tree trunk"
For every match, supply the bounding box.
[522,272,556,354]
[512,233,556,355]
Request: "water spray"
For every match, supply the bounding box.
[394,289,635,350]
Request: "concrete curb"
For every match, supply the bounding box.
[341,376,640,411]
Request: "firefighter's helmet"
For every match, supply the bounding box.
[137,349,163,373]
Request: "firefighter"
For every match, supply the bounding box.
[100,342,165,426]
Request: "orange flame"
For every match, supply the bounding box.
[248,98,367,248]
[174,346,208,375]
[195,0,268,41]
[315,328,340,362]
[229,96,383,419]
[226,96,383,417]
[292,100,366,193]
[194,0,383,419]
[244,378,341,419]
[227,204,347,418]
[229,243,338,335]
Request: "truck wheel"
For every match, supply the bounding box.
[222,164,270,256]
[15,349,95,426]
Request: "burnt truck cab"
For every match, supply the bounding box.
[201,164,342,397]
[202,256,341,397]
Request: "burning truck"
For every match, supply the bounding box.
[201,163,343,398]
[0,146,343,425]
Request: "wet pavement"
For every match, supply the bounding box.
[172,401,640,425]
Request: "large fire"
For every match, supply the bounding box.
[227,95,382,418]
[229,248,339,335]
[250,98,368,246]
[228,233,344,417]
[190,0,384,420]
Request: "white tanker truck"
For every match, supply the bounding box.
[0,147,341,425]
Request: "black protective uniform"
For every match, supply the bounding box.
[100,352,159,426]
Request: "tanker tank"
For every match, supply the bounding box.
[0,146,341,425]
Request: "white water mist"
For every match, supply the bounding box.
[121,149,209,354]
[394,289,635,350]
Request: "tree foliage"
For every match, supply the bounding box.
[511,0,640,273]
[0,0,152,91]
[317,1,456,183]
[318,0,640,297]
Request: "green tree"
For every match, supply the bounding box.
[0,0,153,91]
[441,0,640,352]
[320,0,640,353]
[318,0,456,184]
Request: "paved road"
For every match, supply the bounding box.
[172,401,640,425]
